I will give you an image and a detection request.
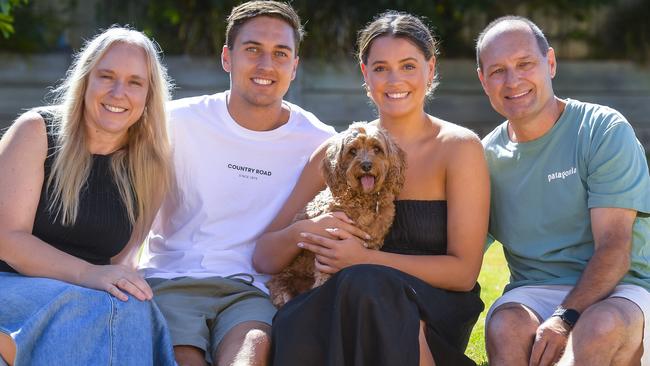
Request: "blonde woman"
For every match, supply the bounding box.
[0,27,175,365]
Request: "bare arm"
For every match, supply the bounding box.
[253,144,327,274]
[529,207,635,366]
[253,139,370,274]
[110,219,146,269]
[111,185,166,268]
[302,135,490,291]
[0,111,88,282]
[561,207,635,311]
[0,112,151,301]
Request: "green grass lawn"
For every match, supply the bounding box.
[466,243,509,365]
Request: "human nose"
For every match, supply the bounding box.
[504,68,521,88]
[386,70,400,84]
[257,52,273,70]
[110,80,126,98]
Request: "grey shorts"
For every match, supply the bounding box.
[486,284,650,365]
[147,275,276,361]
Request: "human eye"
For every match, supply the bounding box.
[245,46,259,53]
[403,63,416,70]
[129,80,144,87]
[97,71,113,80]
[489,68,504,77]
[372,66,386,72]
[274,50,289,57]
[519,61,534,69]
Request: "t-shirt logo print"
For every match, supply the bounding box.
[547,166,577,183]
[227,163,273,181]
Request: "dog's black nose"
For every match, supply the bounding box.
[361,161,372,172]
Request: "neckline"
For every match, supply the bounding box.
[501,98,573,150]
[221,91,297,140]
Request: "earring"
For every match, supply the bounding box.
[426,79,435,93]
[362,82,371,98]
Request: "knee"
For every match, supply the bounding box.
[486,305,537,344]
[243,328,271,348]
[174,345,207,366]
[574,304,628,343]
[216,323,270,365]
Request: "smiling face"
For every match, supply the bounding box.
[83,42,149,140]
[477,23,557,126]
[222,15,299,110]
[361,36,435,121]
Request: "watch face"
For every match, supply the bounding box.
[554,308,580,328]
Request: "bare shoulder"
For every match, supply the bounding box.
[1,110,48,156]
[433,119,488,182]
[433,118,483,158]
[8,110,47,138]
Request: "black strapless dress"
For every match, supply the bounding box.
[271,200,484,366]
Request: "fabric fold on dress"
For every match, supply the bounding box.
[271,200,484,366]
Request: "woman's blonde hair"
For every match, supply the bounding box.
[47,26,172,241]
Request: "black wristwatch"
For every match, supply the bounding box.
[552,307,581,329]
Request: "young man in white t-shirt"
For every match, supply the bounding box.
[138,2,335,365]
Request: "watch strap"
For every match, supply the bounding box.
[552,307,581,329]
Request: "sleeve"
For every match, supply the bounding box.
[586,116,650,214]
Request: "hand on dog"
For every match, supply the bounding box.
[298,228,370,274]
[302,211,371,241]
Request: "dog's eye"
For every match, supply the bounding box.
[348,148,357,156]
[373,146,383,154]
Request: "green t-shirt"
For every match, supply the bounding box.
[483,98,650,292]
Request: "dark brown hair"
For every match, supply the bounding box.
[357,11,439,93]
[225,1,304,55]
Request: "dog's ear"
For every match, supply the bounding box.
[320,134,348,196]
[384,132,407,197]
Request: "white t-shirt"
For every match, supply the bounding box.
[139,91,335,291]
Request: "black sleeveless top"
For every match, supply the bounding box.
[382,200,447,255]
[0,112,133,273]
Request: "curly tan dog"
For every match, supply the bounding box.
[267,122,406,308]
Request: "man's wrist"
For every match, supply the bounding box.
[552,306,581,329]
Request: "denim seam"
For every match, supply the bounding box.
[108,294,116,366]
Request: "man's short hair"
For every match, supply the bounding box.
[225,1,305,56]
[476,15,550,70]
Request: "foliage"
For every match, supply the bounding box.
[89,0,612,59]
[0,0,27,38]
[593,0,650,63]
[0,0,74,52]
[1,0,647,63]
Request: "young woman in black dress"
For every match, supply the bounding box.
[254,11,490,366]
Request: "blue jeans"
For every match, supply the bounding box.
[0,272,177,365]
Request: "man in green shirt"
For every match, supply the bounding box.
[478,16,650,366]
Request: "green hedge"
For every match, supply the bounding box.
[1,0,649,63]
